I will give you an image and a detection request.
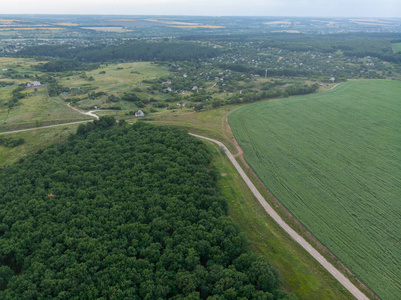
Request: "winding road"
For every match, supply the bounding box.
[67,103,102,120]
[0,104,118,135]
[189,133,369,300]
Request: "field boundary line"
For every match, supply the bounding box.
[189,132,369,300]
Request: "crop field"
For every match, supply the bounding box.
[206,143,354,300]
[229,80,401,300]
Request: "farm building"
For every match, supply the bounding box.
[135,110,145,117]
[26,81,42,87]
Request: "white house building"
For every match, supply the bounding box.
[135,110,145,117]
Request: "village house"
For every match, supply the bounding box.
[135,110,145,117]
[26,81,42,88]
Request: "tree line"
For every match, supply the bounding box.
[34,59,100,72]
[17,41,220,63]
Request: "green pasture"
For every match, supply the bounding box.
[59,62,167,93]
[0,57,44,77]
[229,80,401,300]
[0,123,81,168]
[0,88,90,132]
[58,62,168,110]
[150,105,242,153]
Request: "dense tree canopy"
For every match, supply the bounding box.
[35,59,100,72]
[0,120,295,300]
[17,41,219,63]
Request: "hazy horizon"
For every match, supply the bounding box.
[2,0,400,18]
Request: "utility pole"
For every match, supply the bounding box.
[265,69,267,79]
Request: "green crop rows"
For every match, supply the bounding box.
[229,80,401,300]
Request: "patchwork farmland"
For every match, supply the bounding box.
[229,80,401,300]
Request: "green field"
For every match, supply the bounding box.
[0,124,81,168]
[392,42,401,53]
[0,88,90,132]
[229,80,401,300]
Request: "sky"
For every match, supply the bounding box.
[2,0,401,18]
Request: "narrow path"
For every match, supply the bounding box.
[207,82,217,90]
[189,133,369,300]
[330,83,341,90]
[1,103,118,135]
[67,103,100,120]
[0,120,93,135]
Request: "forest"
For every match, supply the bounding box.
[35,59,101,72]
[182,33,401,63]
[16,41,220,63]
[0,119,295,300]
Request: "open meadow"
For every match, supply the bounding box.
[392,42,401,53]
[58,61,168,110]
[59,62,168,94]
[0,88,90,132]
[229,80,401,300]
[0,123,80,168]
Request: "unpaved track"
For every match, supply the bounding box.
[67,103,101,120]
[0,103,104,135]
[189,132,369,300]
[0,120,93,135]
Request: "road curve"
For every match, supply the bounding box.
[67,103,100,120]
[189,132,369,300]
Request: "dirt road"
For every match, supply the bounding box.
[67,103,100,120]
[189,132,369,300]
[0,120,93,135]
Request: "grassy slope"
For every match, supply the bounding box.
[229,80,401,300]
[0,57,90,132]
[0,123,81,168]
[0,61,169,132]
[149,105,242,153]
[0,88,90,132]
[58,62,168,110]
